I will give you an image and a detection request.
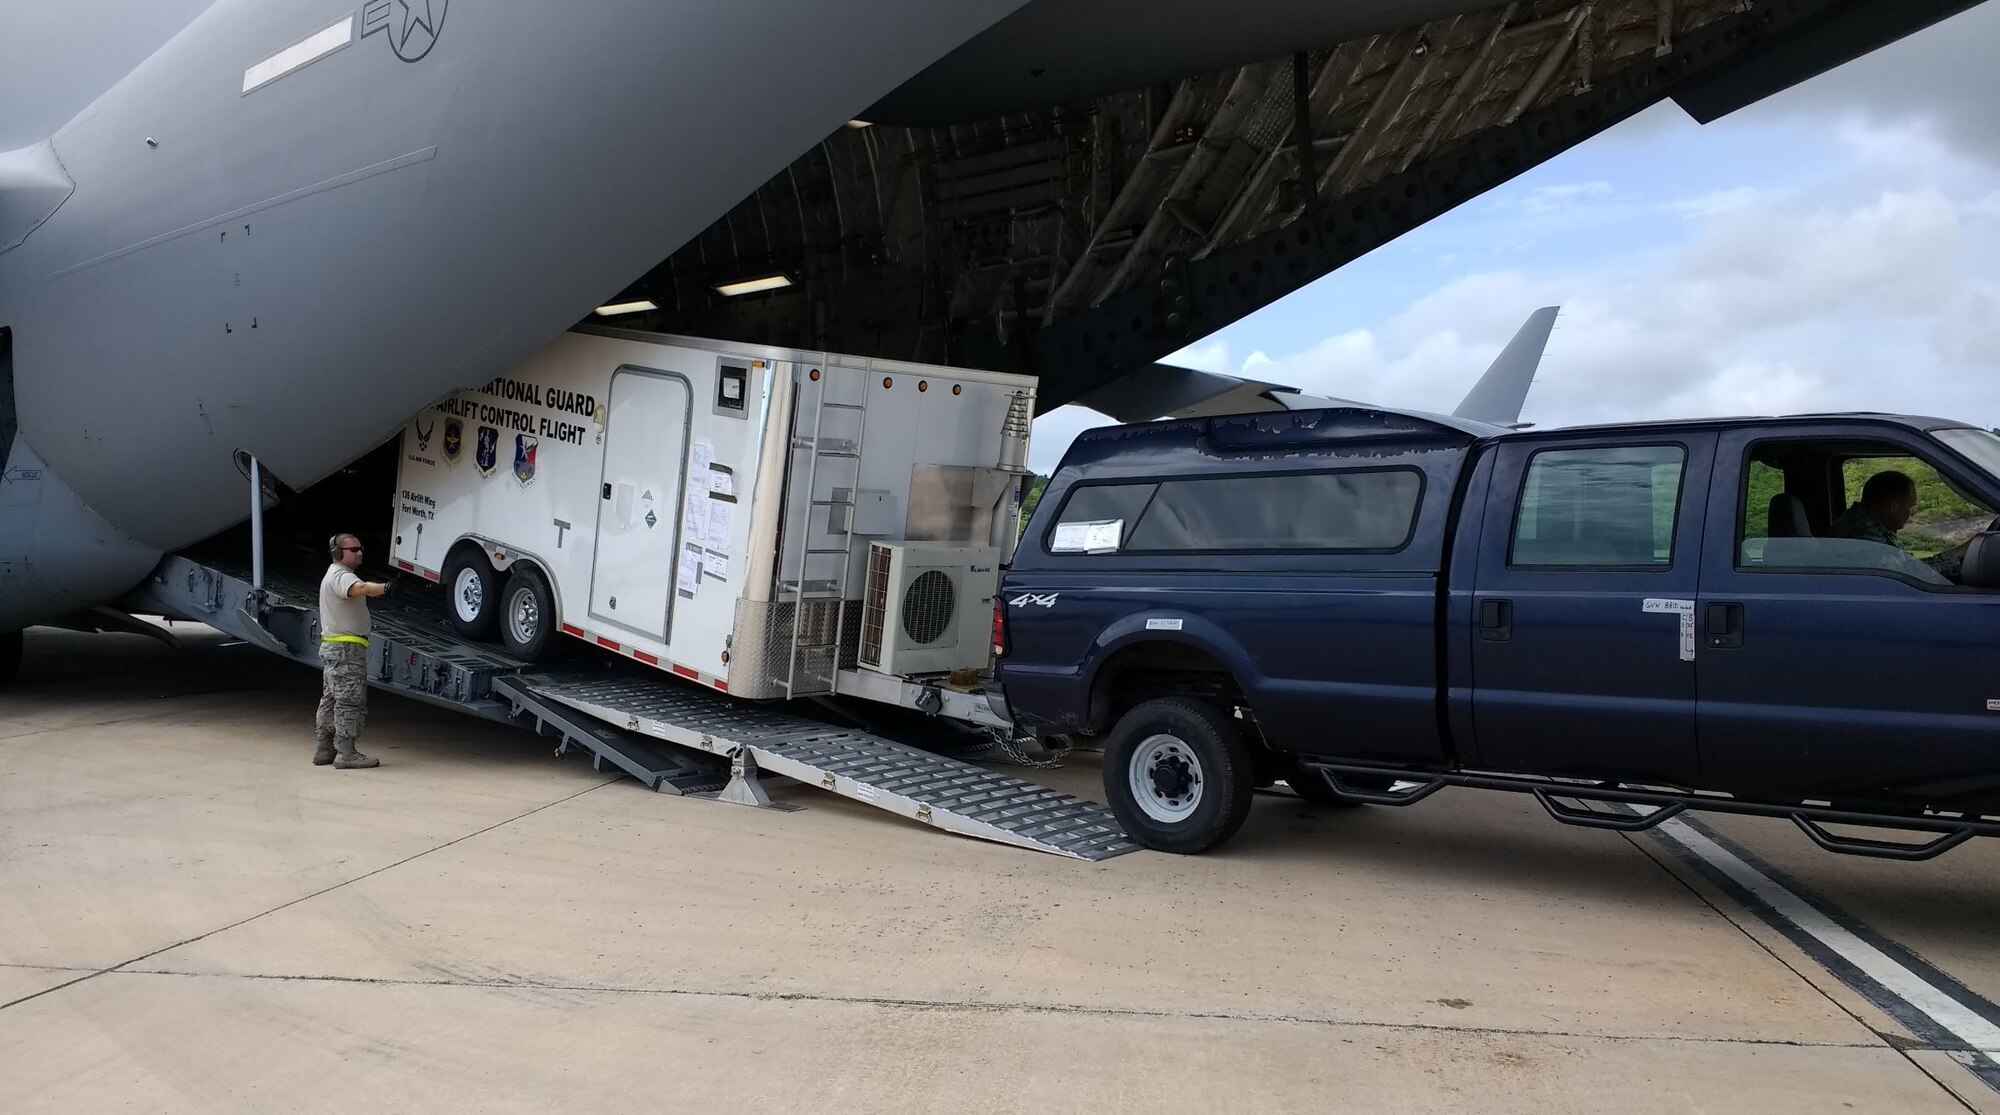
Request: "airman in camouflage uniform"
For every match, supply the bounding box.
[1829,470,1968,581]
[317,533,389,768]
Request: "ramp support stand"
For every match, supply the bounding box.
[715,748,792,810]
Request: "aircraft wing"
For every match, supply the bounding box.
[1070,364,1306,422]
[1075,307,1558,426]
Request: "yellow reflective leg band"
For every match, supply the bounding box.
[321,635,370,646]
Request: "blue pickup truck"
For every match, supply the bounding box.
[995,408,2000,858]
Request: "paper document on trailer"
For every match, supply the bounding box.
[683,489,709,541]
[706,500,732,547]
[677,544,701,597]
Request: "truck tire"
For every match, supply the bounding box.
[442,548,502,641]
[0,630,21,688]
[1103,697,1255,854]
[498,566,556,661]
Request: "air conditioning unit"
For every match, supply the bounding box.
[857,542,1000,676]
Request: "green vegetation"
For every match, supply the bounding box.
[1742,455,1991,557]
[1018,473,1049,537]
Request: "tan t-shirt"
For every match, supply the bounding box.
[320,564,371,639]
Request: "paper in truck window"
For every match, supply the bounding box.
[1052,520,1124,554]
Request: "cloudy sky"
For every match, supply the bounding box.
[1029,3,2000,471]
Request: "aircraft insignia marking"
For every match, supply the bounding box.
[362,0,449,64]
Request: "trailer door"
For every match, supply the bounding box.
[589,368,691,642]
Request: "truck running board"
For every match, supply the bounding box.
[1295,761,2000,862]
[519,673,1139,861]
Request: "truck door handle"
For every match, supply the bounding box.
[1479,599,1512,641]
[602,483,612,500]
[1706,602,1743,649]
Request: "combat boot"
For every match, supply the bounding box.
[332,738,380,769]
[313,733,336,766]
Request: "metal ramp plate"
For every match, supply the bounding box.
[493,676,728,795]
[524,673,1139,861]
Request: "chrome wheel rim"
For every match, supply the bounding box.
[452,567,484,623]
[508,587,540,646]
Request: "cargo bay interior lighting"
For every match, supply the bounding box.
[714,273,793,297]
[593,300,658,316]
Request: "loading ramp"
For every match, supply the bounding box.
[129,551,1136,860]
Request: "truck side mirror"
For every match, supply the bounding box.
[1961,532,2000,589]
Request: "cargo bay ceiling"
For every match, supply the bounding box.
[607,0,1982,414]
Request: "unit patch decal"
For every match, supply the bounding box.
[513,434,538,487]
[475,425,499,477]
[442,418,463,464]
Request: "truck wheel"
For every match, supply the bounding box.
[498,567,556,661]
[0,630,21,688]
[1103,697,1254,854]
[442,549,501,641]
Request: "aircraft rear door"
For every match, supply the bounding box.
[588,367,691,642]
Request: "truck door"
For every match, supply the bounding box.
[1696,425,2000,805]
[589,368,691,642]
[1468,432,1716,784]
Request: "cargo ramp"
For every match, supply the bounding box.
[128,551,1136,860]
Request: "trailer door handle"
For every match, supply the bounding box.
[1706,602,1743,649]
[602,483,612,500]
[1479,598,1512,641]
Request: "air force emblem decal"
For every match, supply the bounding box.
[442,418,463,464]
[362,0,448,63]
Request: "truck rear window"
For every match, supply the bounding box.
[1047,469,1422,554]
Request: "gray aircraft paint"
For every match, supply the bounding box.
[0,0,1032,632]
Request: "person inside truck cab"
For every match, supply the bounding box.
[1829,470,1972,582]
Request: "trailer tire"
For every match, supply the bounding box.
[442,549,502,641]
[0,630,20,688]
[498,567,556,661]
[1103,697,1254,854]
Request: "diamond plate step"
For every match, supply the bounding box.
[524,673,1139,861]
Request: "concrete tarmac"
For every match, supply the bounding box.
[3,628,1997,1113]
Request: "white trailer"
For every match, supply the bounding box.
[388,326,1034,724]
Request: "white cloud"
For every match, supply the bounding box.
[1515,180,1616,214]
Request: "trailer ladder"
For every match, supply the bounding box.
[519,672,1138,861]
[133,551,1136,860]
[779,359,869,698]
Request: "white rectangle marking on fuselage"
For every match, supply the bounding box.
[243,17,356,94]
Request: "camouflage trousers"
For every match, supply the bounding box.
[315,642,369,755]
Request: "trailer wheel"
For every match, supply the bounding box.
[1103,697,1254,854]
[498,567,556,661]
[442,549,501,641]
[0,630,21,688]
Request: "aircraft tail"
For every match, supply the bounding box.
[1451,306,1558,426]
